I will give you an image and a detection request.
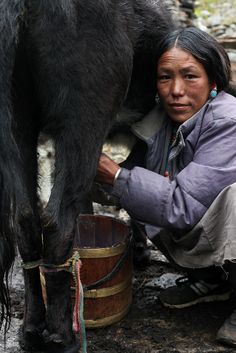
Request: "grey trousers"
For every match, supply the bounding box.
[147,183,236,270]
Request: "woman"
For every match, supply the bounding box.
[96,27,236,346]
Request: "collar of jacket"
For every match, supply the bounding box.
[168,100,211,161]
[131,104,166,141]
[177,99,211,138]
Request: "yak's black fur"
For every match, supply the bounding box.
[0,0,175,351]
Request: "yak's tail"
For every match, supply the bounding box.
[0,0,25,334]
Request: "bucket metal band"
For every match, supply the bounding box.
[75,241,128,259]
[85,301,132,329]
[72,275,132,299]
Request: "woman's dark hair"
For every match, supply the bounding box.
[156,27,231,91]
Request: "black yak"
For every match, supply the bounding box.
[0,0,176,351]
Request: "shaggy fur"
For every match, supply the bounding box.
[0,0,175,351]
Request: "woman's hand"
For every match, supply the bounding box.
[96,153,121,185]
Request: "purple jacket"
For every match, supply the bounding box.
[112,91,236,231]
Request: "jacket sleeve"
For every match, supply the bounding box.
[112,118,236,230]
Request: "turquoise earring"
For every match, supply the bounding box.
[210,85,217,99]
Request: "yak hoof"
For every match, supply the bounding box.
[42,329,80,353]
[45,342,81,353]
[19,324,46,351]
[42,329,63,344]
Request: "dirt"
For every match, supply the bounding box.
[1,241,236,353]
[86,249,236,353]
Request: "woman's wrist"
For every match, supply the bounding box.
[113,168,122,183]
[96,153,122,185]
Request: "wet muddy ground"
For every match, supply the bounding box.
[86,242,236,353]
[1,239,236,353]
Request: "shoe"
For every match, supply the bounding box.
[159,276,232,309]
[217,309,236,347]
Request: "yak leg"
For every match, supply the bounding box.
[12,29,47,350]
[16,141,46,351]
[41,114,114,351]
[18,191,46,350]
[19,268,46,351]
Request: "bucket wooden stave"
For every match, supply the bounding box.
[74,214,133,328]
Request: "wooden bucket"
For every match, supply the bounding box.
[74,214,133,328]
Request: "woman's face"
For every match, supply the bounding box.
[157,47,212,124]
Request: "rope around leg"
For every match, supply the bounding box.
[72,259,87,353]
